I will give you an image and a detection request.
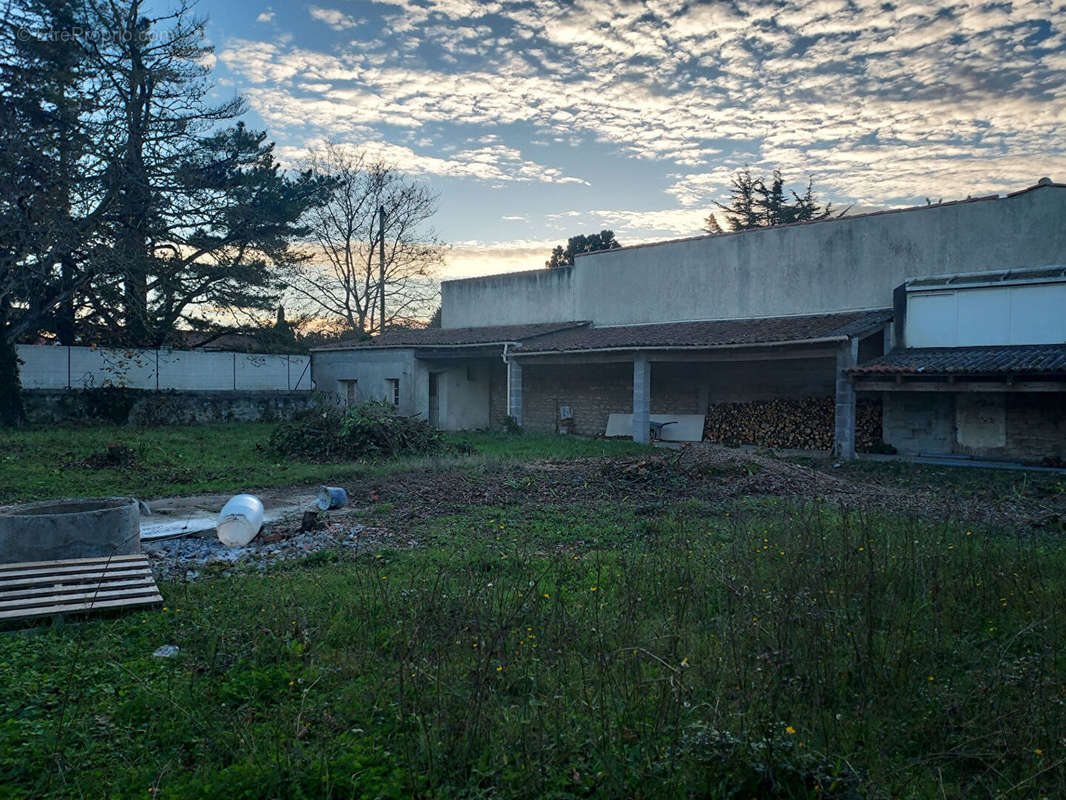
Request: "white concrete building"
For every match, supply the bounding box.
[312,179,1066,462]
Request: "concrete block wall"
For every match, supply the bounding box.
[1003,395,1066,460]
[883,393,956,454]
[517,357,841,437]
[885,391,1066,460]
[702,358,837,405]
[522,363,632,435]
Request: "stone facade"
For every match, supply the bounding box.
[23,389,317,426]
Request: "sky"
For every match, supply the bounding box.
[194,0,1066,279]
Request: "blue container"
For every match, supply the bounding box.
[316,486,348,511]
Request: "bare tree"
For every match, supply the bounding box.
[287,143,444,335]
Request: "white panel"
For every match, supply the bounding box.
[16,345,310,392]
[1009,283,1066,344]
[70,347,156,389]
[289,357,311,389]
[956,287,1010,346]
[905,292,957,347]
[235,354,289,390]
[157,350,233,390]
[15,345,68,388]
[605,413,705,442]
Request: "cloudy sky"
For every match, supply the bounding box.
[199,0,1066,278]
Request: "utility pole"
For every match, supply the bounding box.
[378,204,387,336]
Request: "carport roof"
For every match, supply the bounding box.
[849,344,1066,376]
[513,309,893,354]
[311,321,589,351]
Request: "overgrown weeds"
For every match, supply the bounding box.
[1,499,1063,798]
[267,401,447,461]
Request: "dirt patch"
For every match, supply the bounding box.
[141,446,1065,559]
[84,444,138,469]
[357,445,1065,531]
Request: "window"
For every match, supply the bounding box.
[386,378,400,406]
[339,380,358,407]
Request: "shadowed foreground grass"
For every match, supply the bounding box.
[1,500,1063,798]
[0,424,646,503]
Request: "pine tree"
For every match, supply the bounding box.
[706,168,836,233]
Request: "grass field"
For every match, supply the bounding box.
[0,424,646,503]
[0,424,1064,798]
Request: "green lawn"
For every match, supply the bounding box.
[1,425,1064,798]
[1,498,1063,798]
[0,424,647,503]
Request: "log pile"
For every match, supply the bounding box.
[703,396,883,452]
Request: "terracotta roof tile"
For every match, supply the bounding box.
[850,345,1066,376]
[311,321,589,351]
[515,309,893,353]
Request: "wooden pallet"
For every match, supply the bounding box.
[0,554,162,623]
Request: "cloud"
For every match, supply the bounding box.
[309,6,360,30]
[274,139,589,186]
[255,9,274,23]
[216,0,1066,229]
[445,239,559,278]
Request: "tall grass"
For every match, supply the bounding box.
[1,500,1062,798]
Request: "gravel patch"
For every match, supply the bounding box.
[143,516,414,581]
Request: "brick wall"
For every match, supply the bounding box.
[1005,395,1066,460]
[522,363,632,435]
[516,356,840,436]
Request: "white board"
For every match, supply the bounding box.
[605,413,706,442]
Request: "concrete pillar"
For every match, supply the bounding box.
[412,360,430,421]
[632,353,651,444]
[506,359,522,427]
[697,383,710,415]
[834,338,859,460]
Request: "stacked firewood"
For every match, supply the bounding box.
[703,396,883,452]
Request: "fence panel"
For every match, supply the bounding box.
[157,350,234,391]
[15,346,69,389]
[70,347,157,389]
[16,345,310,391]
[235,354,290,390]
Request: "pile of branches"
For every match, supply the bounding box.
[703,396,883,452]
[268,401,445,461]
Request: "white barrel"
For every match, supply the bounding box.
[217,494,264,547]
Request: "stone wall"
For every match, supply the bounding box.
[22,389,317,426]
